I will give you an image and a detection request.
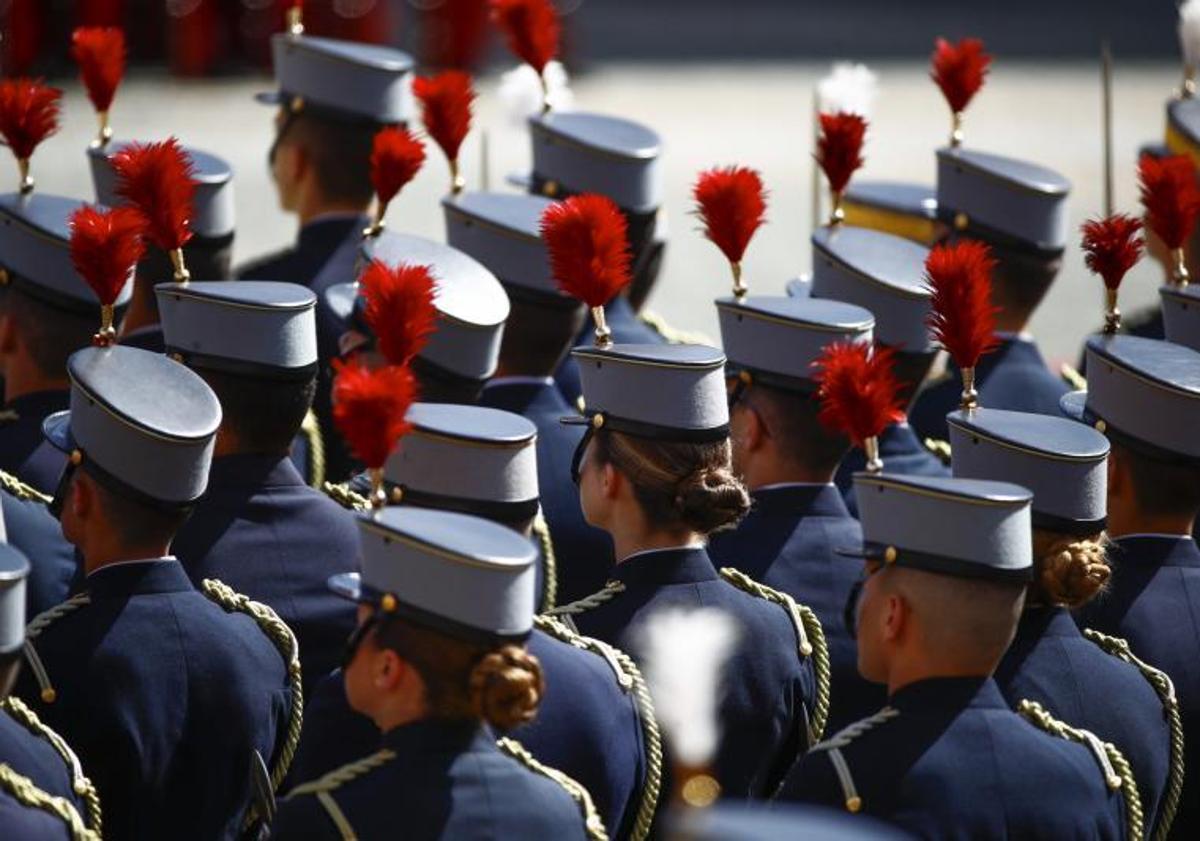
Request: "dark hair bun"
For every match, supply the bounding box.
[674,466,751,534]
[469,646,545,731]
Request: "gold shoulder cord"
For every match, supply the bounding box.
[496,736,609,841]
[922,438,952,466]
[286,748,398,841]
[531,512,558,612]
[534,615,663,841]
[809,706,900,813]
[1,697,101,833]
[298,409,327,490]
[0,469,52,505]
[323,481,370,512]
[636,311,712,346]
[24,593,93,706]
[199,579,304,817]
[719,567,831,744]
[1084,628,1184,841]
[0,762,98,841]
[544,581,627,619]
[1060,362,1088,392]
[1017,699,1143,841]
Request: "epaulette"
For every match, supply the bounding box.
[544,580,627,622]
[1,697,101,834]
[534,615,663,841]
[0,762,99,841]
[636,310,713,346]
[23,593,93,705]
[200,579,304,814]
[298,409,327,490]
[719,567,831,744]
[285,749,397,840]
[496,736,609,841]
[1017,699,1143,841]
[923,438,952,466]
[322,481,370,512]
[1060,362,1087,392]
[808,706,900,813]
[0,469,52,505]
[531,513,559,612]
[1084,628,1183,840]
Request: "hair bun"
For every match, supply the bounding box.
[674,465,751,534]
[1038,537,1110,608]
[468,645,545,731]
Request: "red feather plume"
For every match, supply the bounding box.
[693,166,767,265]
[490,0,559,74]
[360,260,440,367]
[816,112,867,195]
[110,137,197,252]
[0,79,62,161]
[413,71,475,165]
[370,127,426,207]
[540,194,632,307]
[924,240,1000,368]
[1081,214,1144,291]
[1138,154,1200,250]
[68,205,144,306]
[813,341,906,447]
[71,27,125,114]
[931,37,991,114]
[332,362,417,470]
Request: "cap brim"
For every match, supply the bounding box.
[1059,390,1087,422]
[41,411,74,453]
[559,414,589,427]
[328,572,364,602]
[506,172,533,190]
[254,91,284,106]
[834,544,874,560]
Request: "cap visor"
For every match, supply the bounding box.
[1059,390,1087,422]
[41,411,74,453]
[559,414,589,427]
[506,172,533,190]
[254,91,284,106]
[328,572,364,602]
[834,544,874,560]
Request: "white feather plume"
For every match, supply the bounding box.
[638,607,740,768]
[816,62,879,117]
[1181,1,1200,67]
[498,61,574,128]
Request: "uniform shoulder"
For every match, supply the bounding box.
[780,706,902,812]
[495,737,607,840]
[281,748,398,839]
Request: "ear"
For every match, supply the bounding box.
[600,460,621,501]
[70,470,93,521]
[881,591,907,643]
[732,403,767,453]
[375,648,408,692]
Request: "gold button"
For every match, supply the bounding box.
[1094,419,1107,434]
[846,796,862,813]
[954,212,969,231]
[390,486,404,504]
[739,370,753,385]
[41,688,56,704]
[69,449,83,466]
[542,180,559,198]
[591,414,605,429]
[381,593,397,613]
[884,546,898,564]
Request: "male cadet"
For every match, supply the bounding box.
[1064,333,1200,838]
[777,473,1131,840]
[0,540,99,838]
[16,343,300,840]
[303,403,657,840]
[444,192,616,603]
[155,279,359,698]
[0,476,76,616]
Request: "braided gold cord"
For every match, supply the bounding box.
[1084,628,1184,841]
[299,409,327,490]
[0,763,99,840]
[1,697,101,833]
[1018,699,1143,841]
[286,749,397,798]
[636,311,712,346]
[1060,362,1088,392]
[545,581,627,618]
[200,580,304,798]
[0,468,51,504]
[719,567,831,742]
[532,513,559,611]
[922,438,953,466]
[535,615,663,841]
[497,737,609,841]
[323,481,370,512]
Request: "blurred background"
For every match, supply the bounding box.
[0,0,1188,364]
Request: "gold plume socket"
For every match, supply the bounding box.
[1182,65,1197,100]
[959,366,979,411]
[730,261,747,301]
[364,201,389,239]
[1102,287,1121,335]
[1171,248,1190,287]
[449,159,465,196]
[369,468,387,511]
[93,304,117,347]
[828,190,845,227]
[949,111,964,148]
[17,158,33,195]
[591,306,613,349]
[169,248,190,284]
[92,111,112,149]
[863,436,883,474]
[286,5,304,37]
[680,773,721,809]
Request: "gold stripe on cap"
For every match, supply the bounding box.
[532,121,658,164]
[358,519,534,571]
[408,426,536,449]
[69,373,214,445]
[715,298,875,331]
[572,349,725,371]
[1091,344,1200,400]
[843,201,941,246]
[443,203,542,245]
[945,417,1107,464]
[856,474,1030,507]
[812,238,931,301]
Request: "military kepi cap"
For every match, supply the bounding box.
[717,296,874,391]
[42,346,221,507]
[846,473,1033,582]
[810,225,933,352]
[0,194,133,313]
[566,344,729,441]
[89,141,235,240]
[156,281,318,381]
[0,543,30,655]
[1159,283,1200,352]
[331,507,538,643]
[948,408,1108,536]
[256,34,414,125]
[1061,335,1200,464]
[937,147,1070,255]
[842,180,941,246]
[382,403,540,522]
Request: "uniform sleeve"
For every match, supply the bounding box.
[773,748,849,809]
[271,792,345,841]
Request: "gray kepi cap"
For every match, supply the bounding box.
[1159,283,1200,352]
[156,281,318,381]
[0,543,29,655]
[844,473,1033,582]
[42,345,222,508]
[330,507,538,643]
[948,408,1108,536]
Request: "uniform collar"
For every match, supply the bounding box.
[1015,605,1081,640]
[297,213,369,253]
[85,557,194,599]
[380,718,495,756]
[1110,534,1200,568]
[887,675,1004,712]
[4,388,69,415]
[751,483,850,518]
[206,453,306,491]
[612,545,718,587]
